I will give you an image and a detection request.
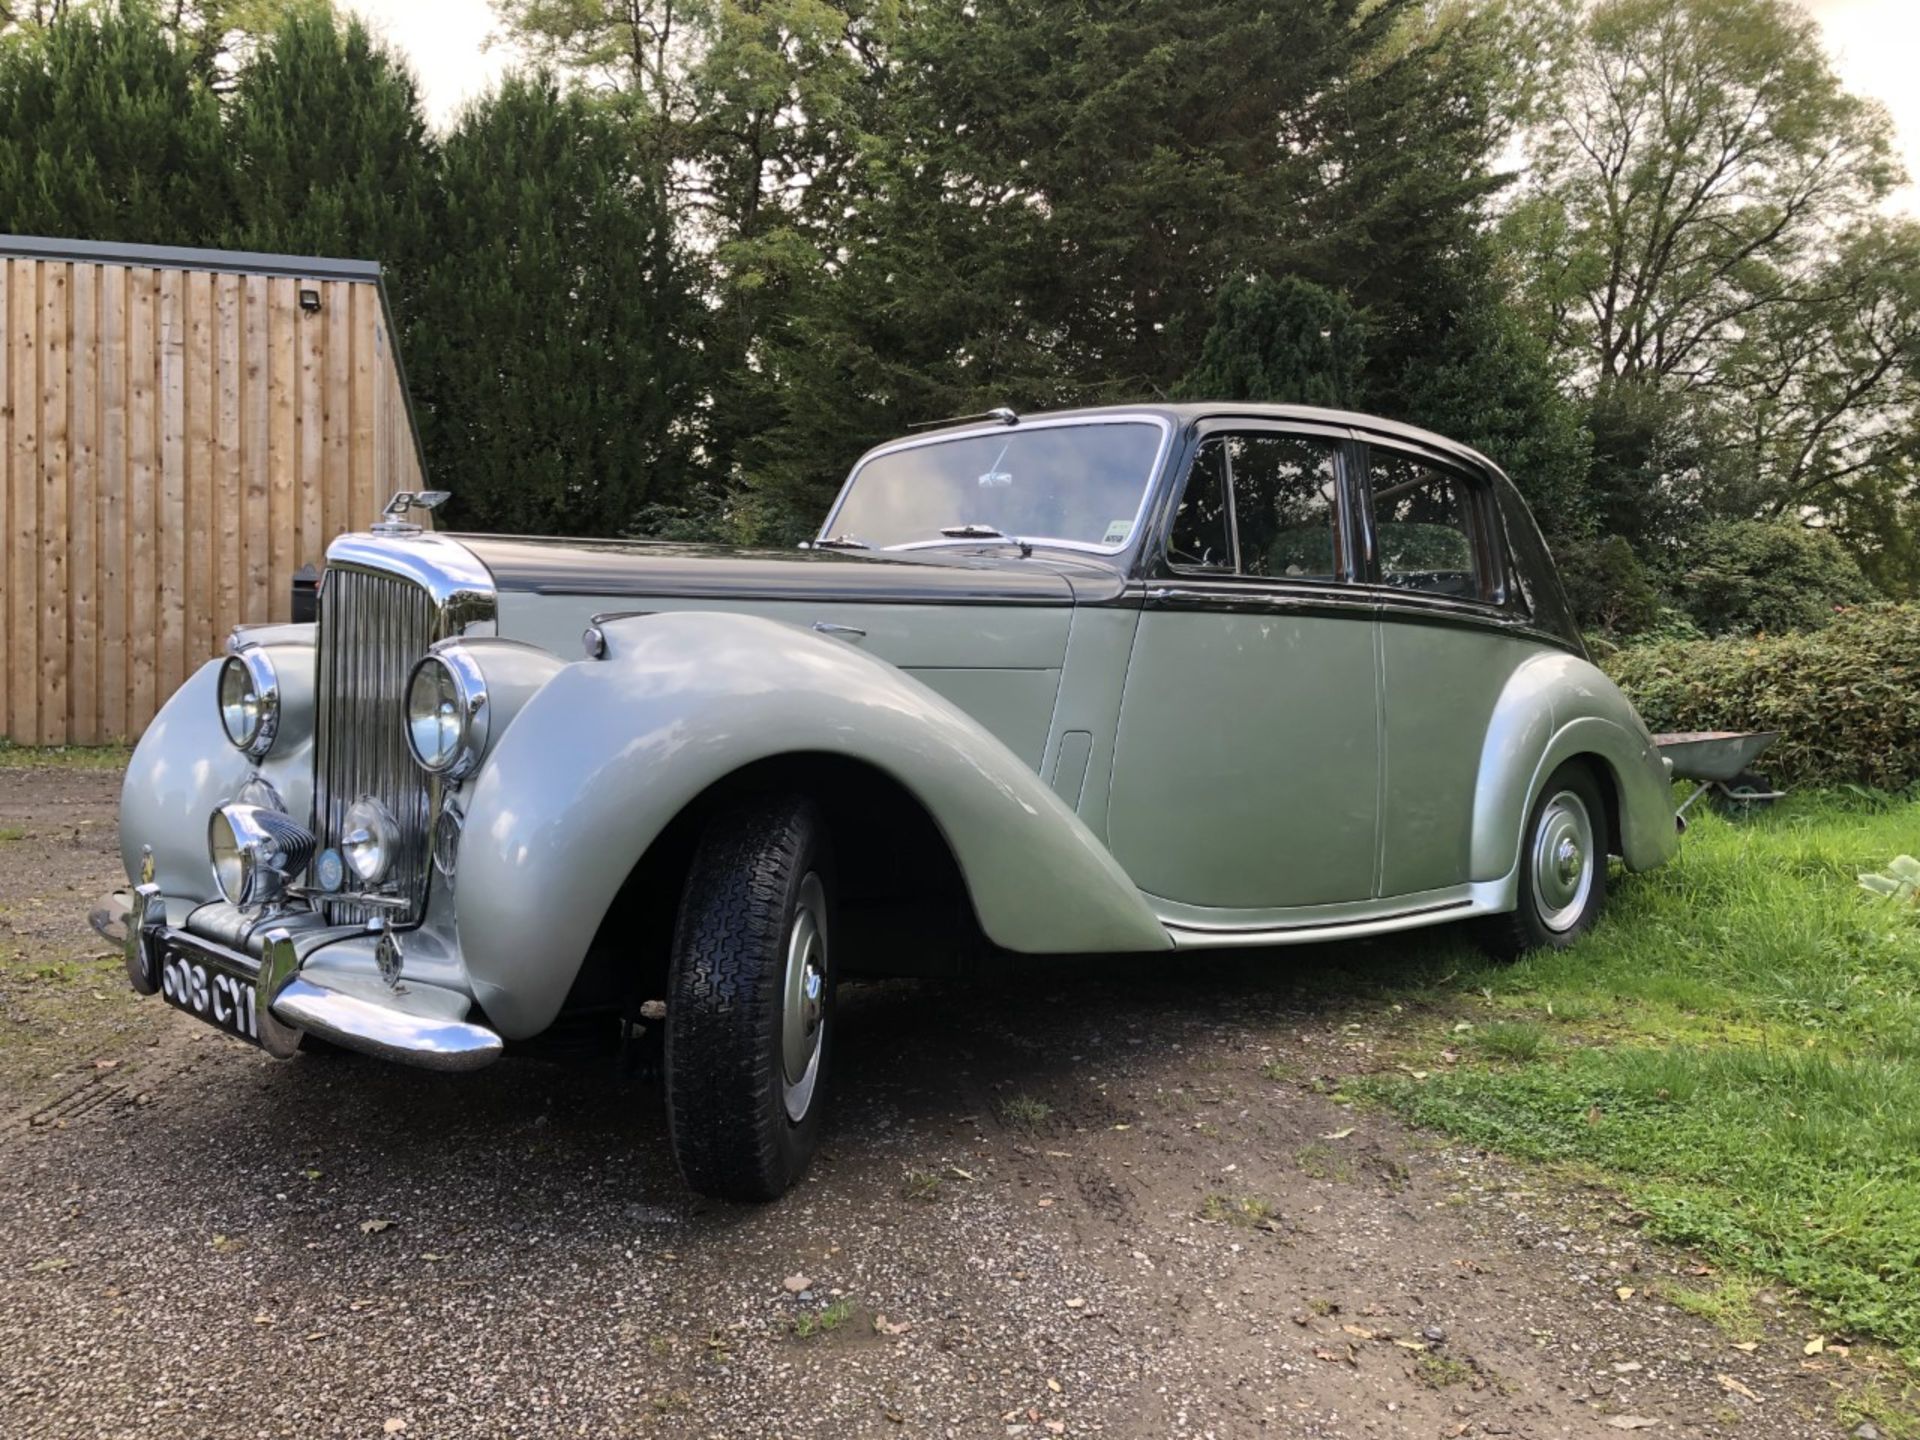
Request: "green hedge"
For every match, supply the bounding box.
[1602,604,1920,791]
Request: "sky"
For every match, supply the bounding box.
[348,0,1920,215]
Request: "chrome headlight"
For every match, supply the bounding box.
[405,648,488,779]
[342,797,400,884]
[217,649,280,758]
[207,804,315,908]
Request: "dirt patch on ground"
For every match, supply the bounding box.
[0,762,1894,1438]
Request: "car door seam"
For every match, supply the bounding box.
[1372,609,1389,900]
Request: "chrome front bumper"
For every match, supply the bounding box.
[120,885,504,1073]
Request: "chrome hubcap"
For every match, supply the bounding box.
[1531,791,1595,933]
[780,873,828,1123]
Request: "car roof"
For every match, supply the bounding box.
[893,402,1512,482]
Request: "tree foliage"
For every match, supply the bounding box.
[0,0,229,243]
[1176,276,1367,409]
[0,0,1911,613]
[1503,0,1920,569]
[1677,519,1878,637]
[409,73,701,535]
[222,7,435,269]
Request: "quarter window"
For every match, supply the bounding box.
[1367,450,1485,600]
[1166,432,1343,580]
[1167,439,1234,571]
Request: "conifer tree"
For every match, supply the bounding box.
[0,0,231,244]
[405,73,701,535]
[222,8,436,283]
[1176,277,1367,409]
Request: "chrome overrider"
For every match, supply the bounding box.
[117,528,507,1072]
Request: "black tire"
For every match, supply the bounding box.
[1475,762,1610,961]
[1708,770,1777,821]
[664,794,836,1202]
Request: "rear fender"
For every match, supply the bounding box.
[1470,651,1678,882]
[456,611,1169,1039]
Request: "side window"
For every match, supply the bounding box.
[1165,432,1342,580]
[1367,449,1485,600]
[1167,439,1233,571]
[1231,434,1340,580]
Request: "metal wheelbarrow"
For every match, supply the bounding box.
[1655,730,1785,823]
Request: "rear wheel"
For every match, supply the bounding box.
[664,794,835,1202]
[1476,762,1609,960]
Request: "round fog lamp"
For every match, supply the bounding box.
[217,650,280,758]
[207,803,315,909]
[342,797,400,884]
[209,809,248,904]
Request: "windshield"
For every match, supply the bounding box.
[823,420,1165,552]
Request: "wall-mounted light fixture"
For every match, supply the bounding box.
[299,287,322,313]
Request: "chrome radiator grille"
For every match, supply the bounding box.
[313,566,439,925]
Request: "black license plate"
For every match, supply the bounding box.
[158,945,261,1047]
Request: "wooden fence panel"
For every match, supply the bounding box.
[69,263,97,745]
[99,266,128,742]
[0,261,10,737]
[13,261,41,745]
[127,269,157,734]
[0,247,421,744]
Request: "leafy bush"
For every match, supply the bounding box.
[1676,520,1879,636]
[1556,534,1662,636]
[1604,604,1920,790]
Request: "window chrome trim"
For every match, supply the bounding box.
[816,413,1176,557]
[1142,579,1377,620]
[1151,418,1363,587]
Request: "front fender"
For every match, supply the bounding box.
[456,611,1170,1039]
[1470,651,1678,882]
[120,630,318,899]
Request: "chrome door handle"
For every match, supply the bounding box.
[812,622,867,641]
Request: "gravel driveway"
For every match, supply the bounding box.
[0,760,1881,1438]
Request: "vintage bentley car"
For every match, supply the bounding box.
[110,403,1679,1200]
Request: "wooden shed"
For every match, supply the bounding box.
[0,234,427,747]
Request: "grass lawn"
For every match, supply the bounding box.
[0,740,134,770]
[1354,789,1920,1372]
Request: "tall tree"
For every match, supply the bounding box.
[493,0,889,486]
[1502,0,1915,551]
[736,0,1533,536]
[405,72,702,535]
[0,0,231,244]
[1176,275,1367,409]
[222,7,436,277]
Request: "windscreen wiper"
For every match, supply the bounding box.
[938,524,1032,557]
[814,533,872,551]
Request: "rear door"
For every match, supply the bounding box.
[1356,438,1534,896]
[1107,421,1382,910]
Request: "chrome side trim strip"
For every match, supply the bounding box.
[1154,877,1517,948]
[271,977,503,1071]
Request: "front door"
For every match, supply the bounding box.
[1107,423,1381,912]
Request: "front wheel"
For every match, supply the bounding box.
[1476,763,1609,960]
[664,794,835,1202]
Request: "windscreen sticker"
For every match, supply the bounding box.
[1102,519,1133,545]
